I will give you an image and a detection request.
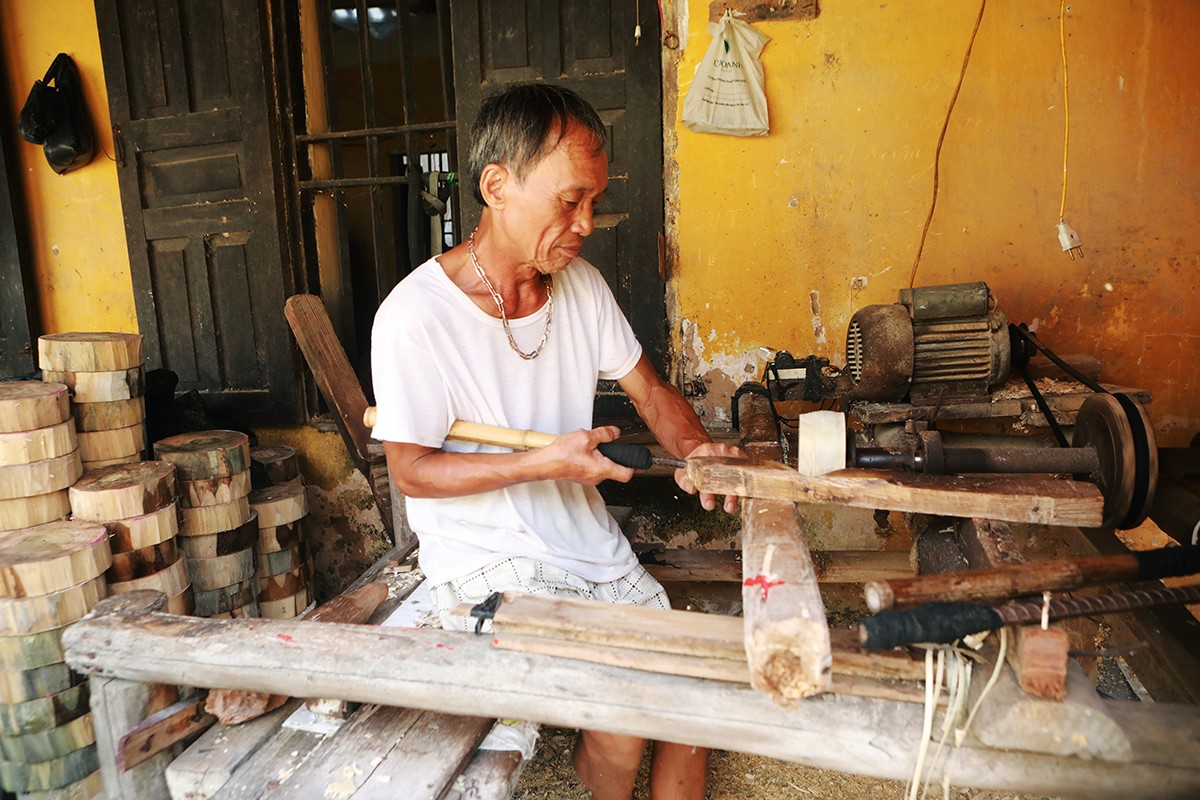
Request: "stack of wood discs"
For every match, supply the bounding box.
[0,383,81,539]
[38,333,146,474]
[0,519,111,796]
[154,431,259,620]
[248,461,310,619]
[69,462,193,615]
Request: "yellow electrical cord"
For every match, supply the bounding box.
[1059,0,1070,221]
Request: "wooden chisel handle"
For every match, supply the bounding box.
[363,409,681,469]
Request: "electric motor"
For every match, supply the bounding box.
[843,281,1011,404]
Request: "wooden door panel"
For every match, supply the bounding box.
[97,0,296,422]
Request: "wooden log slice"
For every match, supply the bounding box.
[79,453,142,473]
[16,767,102,800]
[178,470,251,508]
[0,492,70,535]
[258,587,309,620]
[255,519,303,554]
[256,544,302,578]
[0,454,83,503]
[257,568,305,602]
[0,384,69,435]
[0,684,88,737]
[41,367,143,403]
[0,628,66,671]
[68,461,176,521]
[105,503,180,552]
[107,539,179,583]
[205,597,260,620]
[175,513,256,559]
[0,742,97,792]
[0,521,110,598]
[0,663,83,706]
[106,556,189,598]
[0,576,107,637]
[192,578,257,617]
[249,444,300,489]
[165,585,194,616]
[153,431,250,482]
[0,423,76,467]
[248,482,307,528]
[75,424,144,463]
[0,713,93,763]
[37,333,143,373]
[69,398,144,433]
[185,548,255,592]
[179,496,251,537]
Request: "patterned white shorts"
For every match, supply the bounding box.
[429,557,670,633]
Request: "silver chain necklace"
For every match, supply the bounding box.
[467,232,553,360]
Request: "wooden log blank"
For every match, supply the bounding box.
[71,398,145,433]
[179,497,251,537]
[153,431,250,483]
[186,549,256,592]
[107,557,189,599]
[0,452,83,502]
[178,471,251,508]
[69,462,177,522]
[0,575,107,637]
[76,424,144,463]
[0,490,70,533]
[106,503,180,553]
[42,366,144,403]
[0,421,76,466]
[0,520,111,598]
[0,382,70,434]
[248,482,307,528]
[37,333,143,373]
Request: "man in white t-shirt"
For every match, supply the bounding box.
[371,83,740,800]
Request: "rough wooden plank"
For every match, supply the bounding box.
[60,595,1200,798]
[261,705,490,800]
[167,699,302,800]
[283,295,372,468]
[687,458,1105,527]
[89,676,174,800]
[442,749,525,800]
[117,693,213,771]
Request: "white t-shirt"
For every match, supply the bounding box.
[370,255,643,585]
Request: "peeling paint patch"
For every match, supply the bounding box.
[809,290,827,344]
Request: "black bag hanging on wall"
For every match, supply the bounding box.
[16,53,95,175]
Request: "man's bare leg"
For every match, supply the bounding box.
[650,741,708,800]
[573,730,645,799]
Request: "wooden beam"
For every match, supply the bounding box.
[736,392,831,702]
[283,294,372,468]
[637,547,913,584]
[686,459,1104,527]
[61,595,1200,798]
[118,693,214,771]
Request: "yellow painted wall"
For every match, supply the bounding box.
[1,0,137,334]
[670,0,1200,446]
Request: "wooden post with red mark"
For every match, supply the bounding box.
[737,392,832,702]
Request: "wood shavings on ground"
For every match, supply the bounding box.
[511,727,1062,799]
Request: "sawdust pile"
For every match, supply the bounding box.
[512,727,1061,799]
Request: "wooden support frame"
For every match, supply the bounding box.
[62,594,1200,798]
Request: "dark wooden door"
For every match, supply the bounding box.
[451,0,667,374]
[95,0,298,423]
[0,102,35,377]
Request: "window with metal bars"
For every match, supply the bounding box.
[293,0,459,384]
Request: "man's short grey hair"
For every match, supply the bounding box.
[467,83,607,206]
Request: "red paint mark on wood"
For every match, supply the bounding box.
[435,642,455,650]
[493,638,500,647]
[744,574,786,601]
[276,634,294,642]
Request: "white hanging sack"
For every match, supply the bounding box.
[682,10,771,136]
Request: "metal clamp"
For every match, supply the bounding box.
[470,591,503,635]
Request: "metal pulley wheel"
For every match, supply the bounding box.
[1072,392,1158,530]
